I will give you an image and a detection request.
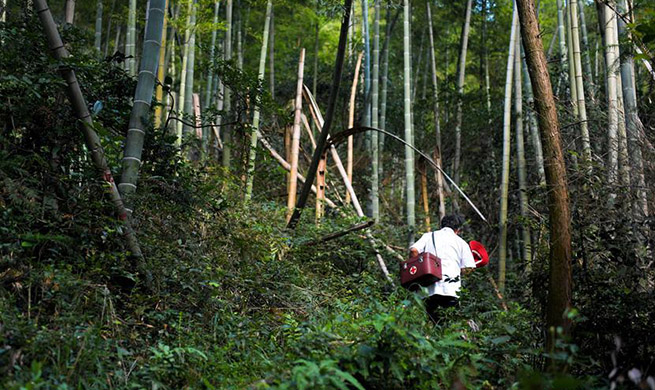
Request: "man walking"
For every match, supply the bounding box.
[409,214,476,324]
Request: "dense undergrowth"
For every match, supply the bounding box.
[2,12,655,390]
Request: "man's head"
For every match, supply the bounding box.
[441,214,465,234]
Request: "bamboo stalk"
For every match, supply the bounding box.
[35,0,147,276]
[287,48,306,221]
[346,52,363,204]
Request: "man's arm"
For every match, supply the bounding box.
[409,248,419,258]
[461,267,475,276]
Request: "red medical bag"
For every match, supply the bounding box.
[400,252,442,291]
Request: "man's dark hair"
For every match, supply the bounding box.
[441,214,465,231]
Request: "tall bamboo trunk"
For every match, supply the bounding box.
[556,0,568,96]
[498,3,519,294]
[94,0,102,51]
[616,67,630,190]
[604,1,620,188]
[182,2,197,139]
[244,0,272,202]
[222,0,233,168]
[517,0,573,360]
[427,2,445,220]
[483,0,492,122]
[453,0,473,184]
[312,20,318,99]
[618,0,648,218]
[153,0,168,129]
[514,37,532,266]
[287,48,306,221]
[119,0,166,211]
[269,7,275,100]
[402,0,415,244]
[379,5,395,183]
[362,0,371,134]
[578,1,595,102]
[126,0,137,75]
[521,46,546,185]
[370,0,380,221]
[204,1,220,109]
[64,0,75,24]
[569,0,592,164]
[176,0,192,145]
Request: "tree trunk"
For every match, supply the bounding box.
[453,0,473,184]
[498,4,519,294]
[515,37,532,266]
[244,0,272,202]
[402,0,415,244]
[370,0,380,221]
[222,0,233,168]
[287,48,306,221]
[119,0,166,211]
[517,0,573,361]
[427,2,445,221]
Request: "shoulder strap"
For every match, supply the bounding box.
[431,232,437,256]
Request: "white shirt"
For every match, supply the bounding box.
[410,227,476,298]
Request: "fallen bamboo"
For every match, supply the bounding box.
[304,220,375,245]
[303,85,364,216]
[258,134,338,209]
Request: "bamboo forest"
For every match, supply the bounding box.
[2,0,655,388]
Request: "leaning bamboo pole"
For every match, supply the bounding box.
[258,135,338,209]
